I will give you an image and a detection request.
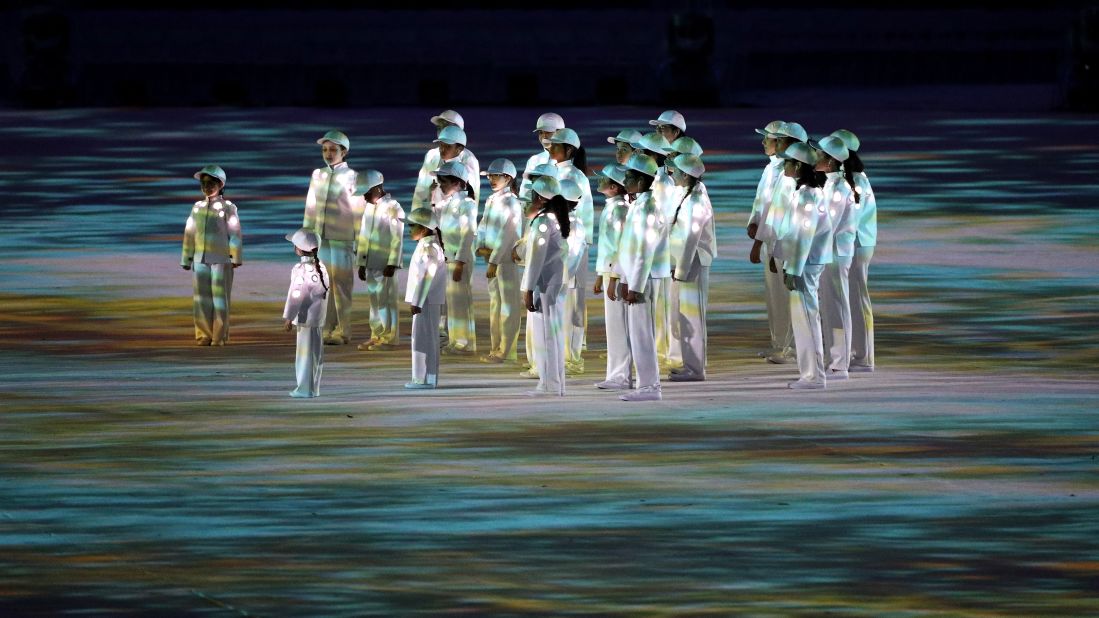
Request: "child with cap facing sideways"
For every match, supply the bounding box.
[650,110,687,145]
[520,112,566,201]
[608,129,643,165]
[302,130,358,346]
[667,154,715,382]
[594,164,634,390]
[434,161,479,355]
[181,165,242,346]
[811,136,857,380]
[404,208,448,390]
[778,142,833,390]
[283,228,330,398]
[521,176,568,397]
[515,161,560,378]
[750,121,807,364]
[558,178,588,376]
[475,158,524,364]
[354,170,405,352]
[616,152,666,402]
[832,129,877,373]
[411,110,475,211]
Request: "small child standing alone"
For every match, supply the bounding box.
[181,164,242,346]
[283,229,330,398]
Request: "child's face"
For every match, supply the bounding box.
[438,142,463,160]
[597,176,621,197]
[670,166,691,187]
[366,185,385,202]
[783,160,800,178]
[762,136,778,156]
[527,193,546,217]
[295,246,307,256]
[536,130,554,150]
[199,174,222,197]
[321,141,346,166]
[814,155,838,173]
[655,124,681,142]
[409,224,428,240]
[488,173,511,191]
[614,141,634,165]
[624,170,647,194]
[437,175,461,196]
[548,143,568,163]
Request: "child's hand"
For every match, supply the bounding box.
[524,290,536,313]
[383,265,396,277]
[284,319,293,332]
[749,240,762,264]
[625,290,640,304]
[607,277,618,301]
[232,263,241,269]
[784,274,797,292]
[452,262,464,282]
[182,264,191,271]
[486,263,497,279]
[769,256,779,274]
[747,223,758,239]
[410,305,422,316]
[511,247,521,262]
[358,266,367,281]
[476,247,491,258]
[617,281,629,301]
[593,279,603,295]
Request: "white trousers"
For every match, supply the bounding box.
[762,244,794,353]
[667,277,683,367]
[192,262,234,343]
[488,263,522,361]
[292,325,324,397]
[849,246,875,369]
[626,280,661,391]
[533,292,565,395]
[411,303,441,386]
[445,261,476,351]
[651,276,672,365]
[603,275,632,385]
[820,256,853,372]
[564,258,589,364]
[320,239,355,340]
[524,310,537,370]
[790,264,826,385]
[362,268,399,345]
[676,265,709,378]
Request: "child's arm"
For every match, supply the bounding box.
[355,202,371,268]
[181,209,196,269]
[455,198,478,264]
[303,170,321,231]
[386,202,405,276]
[227,203,243,266]
[674,196,712,281]
[782,191,819,278]
[520,219,547,294]
[282,268,303,327]
[625,199,658,295]
[489,198,520,266]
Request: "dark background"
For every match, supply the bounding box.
[3,1,1098,111]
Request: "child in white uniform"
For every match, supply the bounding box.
[832,129,877,373]
[617,153,666,402]
[302,130,358,345]
[558,178,587,375]
[476,158,524,364]
[411,110,466,211]
[283,228,329,398]
[404,208,448,389]
[748,120,790,360]
[181,165,242,346]
[594,164,633,390]
[607,129,643,165]
[520,113,565,201]
[778,143,833,390]
[521,176,567,396]
[517,162,562,378]
[812,137,857,380]
[667,154,715,382]
[355,170,405,351]
[434,161,479,354]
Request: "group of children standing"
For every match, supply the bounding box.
[181,110,875,399]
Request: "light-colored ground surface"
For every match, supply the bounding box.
[1,107,1098,615]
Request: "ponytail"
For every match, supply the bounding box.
[311,250,329,299]
[844,151,865,203]
[672,177,699,226]
[465,180,475,200]
[573,146,588,175]
[843,166,860,204]
[433,227,446,256]
[537,195,571,239]
[509,175,521,196]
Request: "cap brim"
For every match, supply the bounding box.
[755,128,776,137]
[285,233,296,242]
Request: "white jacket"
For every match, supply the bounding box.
[757,173,797,251]
[356,194,405,270]
[823,172,857,258]
[303,162,359,242]
[412,148,481,210]
[437,192,478,265]
[652,168,678,220]
[283,256,330,327]
[404,236,447,307]
[670,185,716,280]
[595,195,629,278]
[182,196,242,266]
[519,150,552,201]
[521,211,566,299]
[556,160,594,244]
[618,191,668,294]
[749,156,785,226]
[565,214,586,288]
[852,172,878,248]
[781,186,833,277]
[476,188,523,266]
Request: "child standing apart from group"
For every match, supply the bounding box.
[181,165,242,346]
[283,229,329,398]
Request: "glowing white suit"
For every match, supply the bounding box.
[850,171,878,370]
[356,194,405,346]
[596,195,631,386]
[477,187,524,362]
[521,211,567,396]
[181,196,242,344]
[302,161,358,342]
[283,256,330,397]
[438,192,478,352]
[618,190,665,395]
[781,186,833,387]
[670,183,716,379]
[405,236,447,387]
[819,173,856,374]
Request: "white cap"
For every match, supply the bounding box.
[316,130,350,151]
[544,127,581,149]
[529,163,558,178]
[625,152,659,177]
[649,110,687,132]
[778,142,819,166]
[354,169,385,195]
[810,136,850,163]
[558,179,583,202]
[481,158,517,178]
[433,160,469,184]
[755,120,786,137]
[631,132,672,155]
[600,164,627,186]
[607,129,642,145]
[286,228,320,252]
[670,154,705,179]
[667,136,703,156]
[533,112,565,133]
[778,122,808,143]
[407,207,439,229]
[433,125,467,146]
[193,164,226,185]
[831,129,861,152]
[531,176,561,200]
[430,110,465,130]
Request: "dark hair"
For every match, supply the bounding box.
[537,195,571,239]
[433,227,446,255]
[440,174,475,200]
[564,145,588,175]
[672,176,700,226]
[309,249,329,299]
[465,180,475,200]
[843,151,864,204]
[646,150,667,167]
[509,175,521,195]
[795,162,823,190]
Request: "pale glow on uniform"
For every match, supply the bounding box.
[295,277,304,284]
[833,193,841,202]
[292,289,302,298]
[803,204,812,212]
[539,224,548,232]
[192,206,199,213]
[228,216,238,226]
[428,263,438,275]
[613,221,622,231]
[647,214,656,225]
[305,265,314,272]
[213,203,223,210]
[460,215,469,226]
[646,230,659,243]
[831,209,837,217]
[692,222,701,233]
[803,220,812,229]
[555,224,561,231]
[218,211,225,218]
[538,238,546,246]
[321,172,329,180]
[311,275,319,282]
